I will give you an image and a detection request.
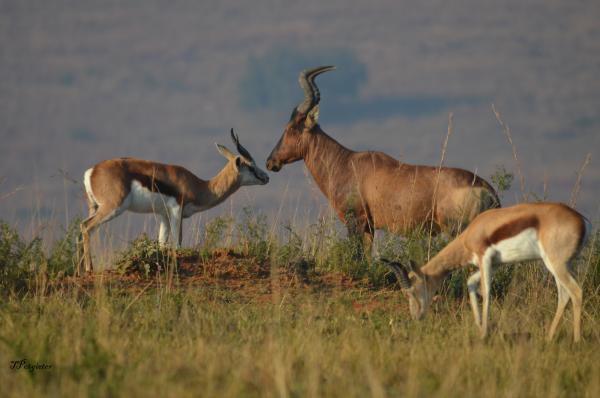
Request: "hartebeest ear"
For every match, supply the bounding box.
[215,143,236,161]
[304,105,320,130]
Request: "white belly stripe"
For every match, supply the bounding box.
[126,180,178,214]
[489,227,540,263]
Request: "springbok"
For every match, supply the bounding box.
[80,129,269,273]
[266,66,500,257]
[384,202,592,342]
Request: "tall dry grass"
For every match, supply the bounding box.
[0,203,599,397]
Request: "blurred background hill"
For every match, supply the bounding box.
[1,0,599,242]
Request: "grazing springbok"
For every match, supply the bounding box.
[80,129,269,273]
[384,202,592,342]
[266,66,500,257]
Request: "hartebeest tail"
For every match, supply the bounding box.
[386,202,592,342]
[266,66,500,257]
[80,129,269,273]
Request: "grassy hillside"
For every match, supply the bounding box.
[0,210,599,397]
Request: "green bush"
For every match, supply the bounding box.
[0,218,79,293]
[47,218,81,277]
[489,165,514,197]
[274,224,315,281]
[201,215,233,254]
[236,207,270,262]
[116,234,175,277]
[0,221,41,292]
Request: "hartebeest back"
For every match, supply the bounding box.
[80,129,269,273]
[266,66,500,255]
[385,202,592,342]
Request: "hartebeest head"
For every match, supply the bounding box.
[266,65,336,172]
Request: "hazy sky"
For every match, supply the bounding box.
[1,0,598,243]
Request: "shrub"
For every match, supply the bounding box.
[202,215,233,254]
[47,218,80,277]
[0,221,41,292]
[116,234,175,277]
[0,218,79,293]
[489,165,514,197]
[235,207,270,262]
[275,224,315,281]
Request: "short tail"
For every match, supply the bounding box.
[475,178,501,211]
[581,217,593,250]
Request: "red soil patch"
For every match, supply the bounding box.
[57,250,366,301]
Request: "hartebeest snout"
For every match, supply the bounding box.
[80,129,269,273]
[266,66,500,256]
[385,202,592,342]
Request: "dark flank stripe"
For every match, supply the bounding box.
[487,216,540,245]
[131,173,181,201]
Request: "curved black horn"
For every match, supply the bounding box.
[230,128,254,162]
[379,258,412,290]
[296,65,336,114]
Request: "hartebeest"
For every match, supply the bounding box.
[80,129,269,272]
[266,66,500,255]
[385,202,592,342]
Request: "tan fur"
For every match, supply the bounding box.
[268,118,500,255]
[400,202,589,342]
[80,132,269,273]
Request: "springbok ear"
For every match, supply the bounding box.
[304,105,320,130]
[215,143,236,161]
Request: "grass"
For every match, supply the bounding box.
[0,209,599,398]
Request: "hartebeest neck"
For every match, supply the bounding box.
[301,127,355,201]
[203,162,241,208]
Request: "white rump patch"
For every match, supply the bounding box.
[83,168,99,206]
[489,227,540,263]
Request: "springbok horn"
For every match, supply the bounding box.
[230,128,254,162]
[379,258,412,290]
[296,65,336,114]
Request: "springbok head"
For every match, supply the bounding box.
[216,129,269,186]
[381,259,430,320]
[266,65,336,172]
